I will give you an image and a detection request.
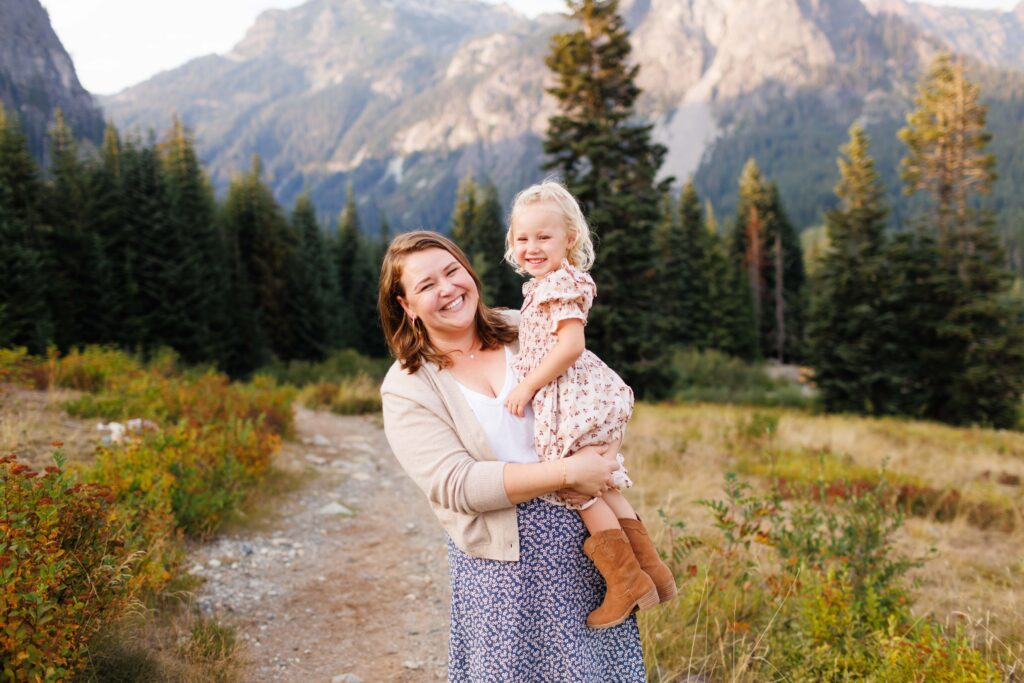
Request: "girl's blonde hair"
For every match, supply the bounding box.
[504,178,596,274]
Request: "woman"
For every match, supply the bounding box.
[378,231,647,681]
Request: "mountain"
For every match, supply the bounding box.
[102,0,1024,247]
[863,0,1024,70]
[0,0,104,159]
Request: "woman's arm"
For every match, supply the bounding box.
[505,318,585,416]
[383,389,617,512]
[503,443,617,504]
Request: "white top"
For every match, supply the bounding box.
[455,346,540,465]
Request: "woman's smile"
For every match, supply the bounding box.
[397,247,479,335]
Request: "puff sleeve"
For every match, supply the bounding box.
[531,260,596,334]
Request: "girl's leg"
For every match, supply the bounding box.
[578,498,620,534]
[601,490,638,521]
[598,435,638,520]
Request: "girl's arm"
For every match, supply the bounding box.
[504,318,585,416]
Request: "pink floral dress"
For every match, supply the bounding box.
[514,260,635,509]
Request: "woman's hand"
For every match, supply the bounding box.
[564,444,618,497]
[504,382,536,417]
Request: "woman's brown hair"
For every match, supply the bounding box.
[378,230,517,372]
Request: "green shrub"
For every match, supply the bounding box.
[671,347,814,408]
[1,451,139,681]
[643,473,1006,680]
[0,347,35,386]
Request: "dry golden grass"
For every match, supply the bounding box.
[0,384,99,468]
[623,402,1024,676]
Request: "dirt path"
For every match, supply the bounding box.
[190,406,450,682]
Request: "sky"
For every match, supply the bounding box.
[41,0,1020,96]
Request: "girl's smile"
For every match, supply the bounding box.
[513,202,575,278]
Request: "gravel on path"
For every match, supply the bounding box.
[190,406,450,682]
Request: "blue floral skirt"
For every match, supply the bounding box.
[446,498,646,682]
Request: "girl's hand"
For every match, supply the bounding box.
[564,444,618,497]
[504,382,536,417]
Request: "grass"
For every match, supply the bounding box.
[296,374,382,415]
[81,601,243,683]
[624,402,1024,678]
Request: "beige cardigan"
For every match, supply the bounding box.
[380,310,524,561]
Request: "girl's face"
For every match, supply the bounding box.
[512,202,574,278]
[397,247,479,339]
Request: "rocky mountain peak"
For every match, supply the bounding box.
[0,0,104,158]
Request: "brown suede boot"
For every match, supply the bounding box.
[582,529,659,629]
[620,517,678,604]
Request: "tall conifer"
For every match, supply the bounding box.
[286,194,334,360]
[335,186,382,355]
[0,106,51,351]
[160,118,226,362]
[543,0,672,393]
[731,160,804,360]
[898,55,1024,426]
[809,124,894,413]
[658,180,709,347]
[43,110,93,349]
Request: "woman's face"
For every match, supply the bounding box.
[397,247,479,339]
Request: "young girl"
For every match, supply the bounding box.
[502,180,676,629]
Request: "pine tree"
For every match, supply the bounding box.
[0,105,52,351]
[335,186,382,356]
[762,183,805,361]
[808,124,894,413]
[286,194,334,360]
[658,180,709,347]
[159,117,227,363]
[731,160,804,360]
[450,177,519,308]
[80,123,123,346]
[450,176,478,253]
[899,52,997,243]
[42,109,91,349]
[220,155,291,371]
[732,159,769,356]
[543,0,672,394]
[118,134,174,352]
[897,54,1024,427]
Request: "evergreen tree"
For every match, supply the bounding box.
[450,177,520,308]
[708,204,757,359]
[159,117,227,363]
[543,0,672,394]
[731,160,804,360]
[731,159,769,356]
[762,183,805,361]
[43,109,92,349]
[286,194,335,360]
[118,134,171,352]
[658,180,709,347]
[335,186,383,356]
[899,52,997,242]
[0,105,51,351]
[897,54,1024,427]
[220,155,290,371]
[79,123,123,346]
[808,124,895,413]
[450,176,478,253]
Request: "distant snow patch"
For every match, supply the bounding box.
[654,99,720,186]
[386,156,405,184]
